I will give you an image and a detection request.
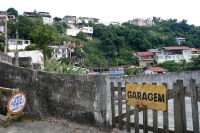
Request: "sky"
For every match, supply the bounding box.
[0,0,200,26]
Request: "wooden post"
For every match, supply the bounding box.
[174,80,183,133]
[143,108,148,133]
[152,83,158,133]
[126,105,131,132]
[190,79,199,133]
[110,82,116,128]
[134,107,139,133]
[178,80,186,133]
[118,82,123,130]
[126,82,131,132]
[163,83,169,133]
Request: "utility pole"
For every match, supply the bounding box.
[4,11,7,54]
[14,19,19,66]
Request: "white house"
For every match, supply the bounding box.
[49,42,75,59]
[143,67,167,74]
[8,39,31,51]
[66,28,81,36]
[63,15,76,24]
[7,50,44,69]
[42,17,53,25]
[110,22,121,26]
[80,26,93,34]
[66,26,93,37]
[154,46,192,64]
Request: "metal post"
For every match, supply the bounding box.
[4,11,7,54]
[14,19,19,66]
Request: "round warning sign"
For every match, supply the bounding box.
[7,92,27,114]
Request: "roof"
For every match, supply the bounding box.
[63,43,75,48]
[176,37,186,40]
[140,58,154,61]
[191,48,200,52]
[149,67,167,72]
[163,46,190,50]
[137,52,154,57]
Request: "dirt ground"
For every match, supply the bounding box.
[0,117,128,133]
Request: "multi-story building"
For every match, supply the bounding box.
[49,42,75,59]
[63,15,76,24]
[78,17,99,24]
[8,39,31,51]
[38,12,53,25]
[7,14,15,20]
[0,11,8,21]
[23,11,35,17]
[154,46,192,64]
[137,52,155,67]
[128,17,155,26]
[66,26,93,37]
[175,37,186,45]
[190,48,200,58]
[110,22,121,26]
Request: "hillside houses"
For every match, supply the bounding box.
[128,17,156,26]
[138,46,199,68]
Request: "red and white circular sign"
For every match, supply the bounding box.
[7,92,27,114]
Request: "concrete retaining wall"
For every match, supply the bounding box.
[0,62,111,131]
[109,71,200,89]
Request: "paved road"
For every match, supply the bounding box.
[0,117,128,133]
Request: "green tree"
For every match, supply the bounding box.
[53,17,62,22]
[156,61,181,72]
[7,7,18,17]
[76,32,88,41]
[29,26,56,58]
[125,68,140,76]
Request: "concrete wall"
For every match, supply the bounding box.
[110,71,200,89]
[0,62,111,131]
[0,52,13,64]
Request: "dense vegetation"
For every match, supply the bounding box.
[1,8,200,72]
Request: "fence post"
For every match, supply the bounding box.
[152,83,158,133]
[110,82,116,128]
[118,82,123,130]
[126,82,131,132]
[134,107,139,133]
[190,79,199,133]
[163,83,169,133]
[142,82,148,133]
[178,80,187,133]
[126,105,131,132]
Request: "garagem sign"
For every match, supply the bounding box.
[7,92,27,114]
[126,84,167,111]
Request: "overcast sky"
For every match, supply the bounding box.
[0,0,199,26]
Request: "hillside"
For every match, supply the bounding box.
[1,13,200,68]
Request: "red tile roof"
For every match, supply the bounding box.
[191,48,200,52]
[137,52,154,57]
[163,46,190,50]
[149,67,167,72]
[63,43,75,48]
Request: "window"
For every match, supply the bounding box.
[24,41,29,44]
[17,41,22,45]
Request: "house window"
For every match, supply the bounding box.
[17,41,22,45]
[55,48,59,53]
[24,41,29,44]
[62,54,66,57]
